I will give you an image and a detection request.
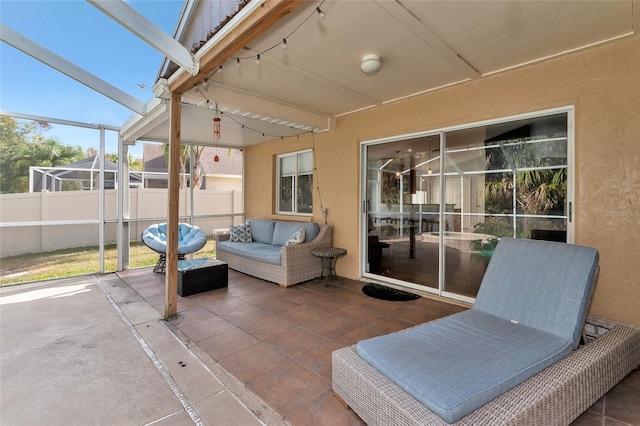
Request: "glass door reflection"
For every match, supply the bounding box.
[365,135,441,291]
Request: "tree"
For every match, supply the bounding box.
[0,117,30,193]
[105,152,143,171]
[129,155,143,172]
[162,144,205,189]
[190,146,205,189]
[0,117,83,193]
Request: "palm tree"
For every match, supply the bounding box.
[163,144,205,189]
[190,146,206,189]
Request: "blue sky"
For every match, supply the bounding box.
[1,0,184,157]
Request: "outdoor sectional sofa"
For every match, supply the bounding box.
[333,238,640,425]
[215,219,332,287]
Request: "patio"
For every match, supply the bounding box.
[2,269,638,425]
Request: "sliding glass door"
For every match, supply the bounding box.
[365,134,442,291]
[362,109,572,302]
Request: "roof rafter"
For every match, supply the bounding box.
[374,0,481,79]
[88,0,199,76]
[170,0,305,94]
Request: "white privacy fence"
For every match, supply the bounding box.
[0,188,244,258]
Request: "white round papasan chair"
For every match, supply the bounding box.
[142,223,207,273]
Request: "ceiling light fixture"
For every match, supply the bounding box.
[236,58,241,67]
[316,6,326,19]
[361,54,381,75]
[282,38,287,50]
[256,54,261,65]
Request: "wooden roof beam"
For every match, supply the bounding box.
[169,0,304,94]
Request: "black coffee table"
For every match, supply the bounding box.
[177,258,228,296]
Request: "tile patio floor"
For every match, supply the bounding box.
[116,267,640,426]
[2,267,638,425]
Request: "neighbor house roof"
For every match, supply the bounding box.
[142,143,242,175]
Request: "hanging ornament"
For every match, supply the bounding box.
[212,116,221,143]
[213,103,221,162]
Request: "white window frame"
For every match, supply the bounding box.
[276,149,313,216]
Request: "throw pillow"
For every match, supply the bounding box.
[284,227,305,246]
[229,223,252,243]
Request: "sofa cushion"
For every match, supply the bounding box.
[474,237,599,349]
[229,223,252,243]
[247,219,276,244]
[272,222,320,246]
[357,309,572,423]
[284,227,305,246]
[216,241,281,265]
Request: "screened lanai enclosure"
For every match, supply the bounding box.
[3,0,636,324]
[363,109,570,302]
[29,156,143,192]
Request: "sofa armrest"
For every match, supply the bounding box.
[280,224,332,268]
[283,224,331,251]
[214,229,230,242]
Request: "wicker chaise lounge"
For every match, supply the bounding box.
[332,238,640,425]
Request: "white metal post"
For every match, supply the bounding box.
[117,134,130,271]
[99,127,105,273]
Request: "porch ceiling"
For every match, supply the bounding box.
[122,0,636,148]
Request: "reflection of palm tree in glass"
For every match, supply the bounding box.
[482,139,567,237]
[484,167,566,215]
[280,177,292,211]
[297,174,313,213]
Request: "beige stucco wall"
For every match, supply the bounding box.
[244,36,640,325]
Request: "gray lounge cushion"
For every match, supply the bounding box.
[356,237,599,423]
[357,309,572,423]
[474,237,599,349]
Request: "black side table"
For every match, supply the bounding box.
[312,247,347,286]
[177,258,228,296]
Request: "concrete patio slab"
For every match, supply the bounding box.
[0,275,262,426]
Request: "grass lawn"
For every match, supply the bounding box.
[0,238,217,286]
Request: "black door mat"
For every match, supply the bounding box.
[362,283,421,301]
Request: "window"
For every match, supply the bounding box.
[276,150,313,214]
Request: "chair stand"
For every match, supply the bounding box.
[153,253,186,274]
